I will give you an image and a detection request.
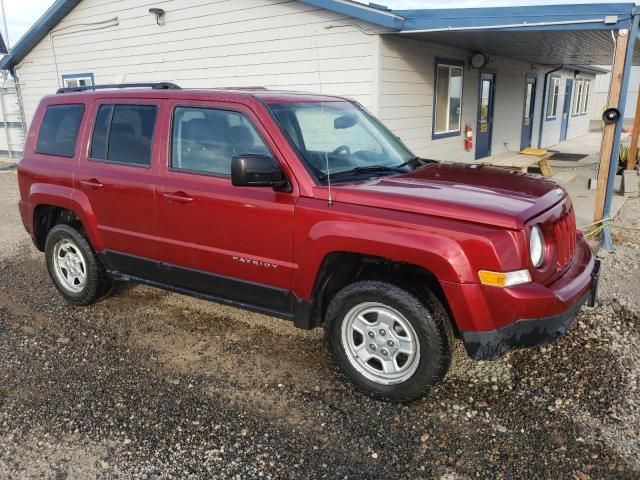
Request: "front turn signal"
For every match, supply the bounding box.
[478,269,532,287]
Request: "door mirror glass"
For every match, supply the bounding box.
[231,155,290,192]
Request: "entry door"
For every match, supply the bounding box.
[560,79,573,141]
[155,100,296,315]
[476,72,496,160]
[520,75,537,150]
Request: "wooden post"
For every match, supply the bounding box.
[627,91,640,170]
[594,30,631,222]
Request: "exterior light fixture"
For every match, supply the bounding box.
[149,8,165,26]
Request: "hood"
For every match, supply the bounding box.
[327,162,566,229]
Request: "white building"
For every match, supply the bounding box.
[1,0,635,163]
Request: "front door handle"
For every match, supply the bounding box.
[163,191,194,204]
[80,178,104,189]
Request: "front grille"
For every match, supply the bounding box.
[553,209,576,269]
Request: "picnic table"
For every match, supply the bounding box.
[480,148,553,177]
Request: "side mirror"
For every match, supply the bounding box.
[231,155,291,192]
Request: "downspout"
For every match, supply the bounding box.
[537,65,564,149]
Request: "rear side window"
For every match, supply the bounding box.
[35,104,85,157]
[90,104,157,166]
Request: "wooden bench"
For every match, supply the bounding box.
[480,150,553,177]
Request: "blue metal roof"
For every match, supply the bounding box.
[397,3,636,32]
[0,0,637,71]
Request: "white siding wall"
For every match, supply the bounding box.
[15,0,379,125]
[378,35,599,161]
[591,66,638,124]
[539,70,596,148]
[378,36,476,162]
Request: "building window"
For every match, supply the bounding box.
[580,80,590,114]
[572,80,584,116]
[35,104,85,157]
[89,104,157,166]
[62,73,95,89]
[433,60,464,138]
[546,76,560,120]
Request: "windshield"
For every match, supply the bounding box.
[267,100,419,183]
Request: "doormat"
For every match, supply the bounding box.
[549,153,588,161]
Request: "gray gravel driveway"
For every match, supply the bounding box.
[0,169,638,479]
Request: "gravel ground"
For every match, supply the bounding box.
[0,169,639,479]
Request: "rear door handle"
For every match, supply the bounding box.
[163,191,194,204]
[80,178,104,189]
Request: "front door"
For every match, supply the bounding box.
[560,79,573,141]
[520,75,537,150]
[155,100,296,316]
[476,72,495,160]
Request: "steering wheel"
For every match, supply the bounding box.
[331,145,351,156]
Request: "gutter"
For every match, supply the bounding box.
[393,17,621,34]
[538,65,564,149]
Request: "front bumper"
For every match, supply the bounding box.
[460,290,588,360]
[445,238,599,360]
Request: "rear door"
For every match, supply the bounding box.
[77,98,164,278]
[155,100,296,315]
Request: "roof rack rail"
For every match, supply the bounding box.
[218,86,270,90]
[56,82,181,94]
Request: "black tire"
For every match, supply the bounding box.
[324,280,454,402]
[44,223,112,305]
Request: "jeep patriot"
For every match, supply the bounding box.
[17,83,599,402]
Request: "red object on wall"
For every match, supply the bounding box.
[465,124,473,151]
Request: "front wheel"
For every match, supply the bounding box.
[324,280,453,402]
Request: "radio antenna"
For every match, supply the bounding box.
[313,30,333,207]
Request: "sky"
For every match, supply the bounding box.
[1,0,636,48]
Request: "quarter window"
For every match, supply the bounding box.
[434,62,463,136]
[35,104,85,157]
[546,76,560,119]
[89,104,157,166]
[171,106,270,176]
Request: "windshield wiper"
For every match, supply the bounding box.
[318,165,405,182]
[393,156,437,169]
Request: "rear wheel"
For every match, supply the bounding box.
[324,280,453,402]
[45,224,112,305]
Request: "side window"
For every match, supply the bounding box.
[89,104,157,166]
[171,106,270,176]
[434,62,463,136]
[546,76,560,119]
[35,104,85,157]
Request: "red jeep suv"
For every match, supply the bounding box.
[17,83,598,402]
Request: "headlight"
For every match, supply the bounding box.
[529,225,545,268]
